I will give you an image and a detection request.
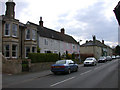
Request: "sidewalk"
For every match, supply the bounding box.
[2,64,83,88]
[2,69,52,87]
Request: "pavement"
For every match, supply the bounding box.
[2,64,83,88]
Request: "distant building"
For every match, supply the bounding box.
[1,0,80,59]
[80,36,113,59]
[113,1,120,45]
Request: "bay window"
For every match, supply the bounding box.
[12,44,17,58]
[4,23,10,36]
[12,24,18,37]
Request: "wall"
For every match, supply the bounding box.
[30,62,54,72]
[80,46,94,54]
[2,55,22,74]
[39,36,80,55]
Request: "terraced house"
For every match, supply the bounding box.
[1,0,80,60]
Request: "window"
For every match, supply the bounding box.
[44,39,48,45]
[32,30,36,40]
[4,23,10,36]
[12,24,17,37]
[26,29,30,40]
[12,44,17,58]
[73,44,75,50]
[32,47,36,53]
[4,45,10,58]
[25,47,30,58]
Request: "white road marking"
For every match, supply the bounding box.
[50,76,75,87]
[80,70,92,75]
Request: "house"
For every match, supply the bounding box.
[1,0,80,60]
[80,35,113,59]
[114,1,120,45]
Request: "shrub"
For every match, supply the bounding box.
[28,53,58,63]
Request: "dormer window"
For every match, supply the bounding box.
[12,24,17,37]
[26,29,30,40]
[4,23,10,36]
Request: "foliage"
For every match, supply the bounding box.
[115,45,120,55]
[37,46,41,53]
[28,53,59,63]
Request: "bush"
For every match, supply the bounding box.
[28,53,59,63]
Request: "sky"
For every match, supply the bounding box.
[1,0,119,47]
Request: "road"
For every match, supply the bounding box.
[3,59,120,88]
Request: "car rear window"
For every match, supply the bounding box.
[56,60,66,64]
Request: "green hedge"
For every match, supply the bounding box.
[28,53,59,63]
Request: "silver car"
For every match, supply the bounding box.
[84,57,97,66]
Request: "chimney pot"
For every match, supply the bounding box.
[39,16,43,27]
[61,28,65,34]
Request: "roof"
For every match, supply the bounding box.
[28,21,79,44]
[81,40,111,49]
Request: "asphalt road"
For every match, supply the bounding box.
[3,59,120,88]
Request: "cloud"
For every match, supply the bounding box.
[1,0,119,46]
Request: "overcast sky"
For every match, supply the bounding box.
[1,0,119,47]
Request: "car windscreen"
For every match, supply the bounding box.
[99,57,104,59]
[56,60,66,64]
[85,58,93,61]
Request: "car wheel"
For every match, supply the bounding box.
[53,72,57,75]
[68,69,71,74]
[75,67,78,72]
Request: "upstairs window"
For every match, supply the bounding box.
[12,44,17,58]
[12,24,18,37]
[44,39,48,45]
[4,45,10,58]
[4,23,10,36]
[26,29,30,40]
[32,30,36,40]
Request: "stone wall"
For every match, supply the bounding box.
[2,55,22,74]
[30,62,54,72]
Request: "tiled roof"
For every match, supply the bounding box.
[28,21,78,44]
[81,40,109,48]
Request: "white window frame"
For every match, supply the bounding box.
[12,24,18,37]
[12,44,17,58]
[4,23,10,36]
[32,30,36,40]
[44,38,48,45]
[26,29,30,40]
[4,45,10,58]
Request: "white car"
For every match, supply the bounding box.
[84,57,97,66]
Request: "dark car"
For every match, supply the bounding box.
[51,60,78,74]
[98,56,106,63]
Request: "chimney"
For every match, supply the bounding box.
[61,28,65,34]
[102,40,104,44]
[86,40,88,43]
[93,35,96,43]
[39,17,43,27]
[5,0,15,19]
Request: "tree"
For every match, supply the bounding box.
[115,45,120,55]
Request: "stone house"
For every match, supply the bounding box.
[1,0,80,60]
[80,36,113,59]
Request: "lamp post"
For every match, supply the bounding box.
[79,40,82,64]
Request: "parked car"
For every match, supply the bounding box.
[116,55,120,59]
[84,57,97,66]
[112,56,116,59]
[106,56,112,61]
[51,60,78,74]
[98,56,106,63]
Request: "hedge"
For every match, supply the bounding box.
[28,53,59,63]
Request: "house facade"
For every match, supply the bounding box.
[80,36,113,59]
[1,0,80,59]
